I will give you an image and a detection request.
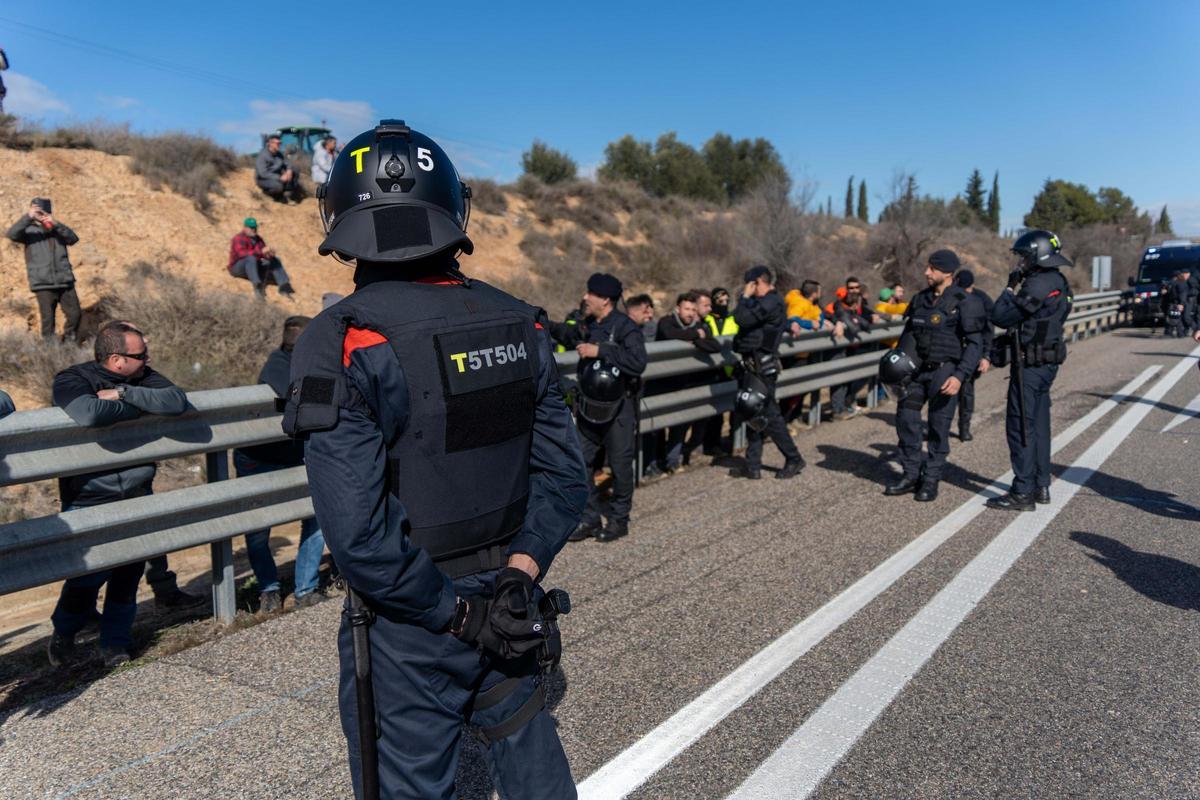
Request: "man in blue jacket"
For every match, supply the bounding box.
[284,121,587,799]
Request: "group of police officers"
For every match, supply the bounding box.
[280,120,1076,798]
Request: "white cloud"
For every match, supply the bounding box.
[2,72,69,117]
[98,94,139,109]
[218,98,376,152]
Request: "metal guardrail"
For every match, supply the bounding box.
[0,292,1124,622]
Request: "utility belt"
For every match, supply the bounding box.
[991,334,1066,368]
[740,351,781,379]
[433,542,511,579]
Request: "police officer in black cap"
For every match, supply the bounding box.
[884,250,985,501]
[986,229,1073,511]
[728,265,805,480]
[283,120,588,799]
[568,271,647,543]
[953,269,994,441]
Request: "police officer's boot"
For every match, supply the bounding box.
[883,476,920,496]
[595,520,628,543]
[985,492,1035,511]
[914,480,939,502]
[774,457,805,480]
[958,421,973,442]
[728,464,761,480]
[1035,486,1051,505]
[569,521,602,542]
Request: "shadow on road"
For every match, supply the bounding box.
[1053,465,1200,522]
[1070,532,1200,612]
[816,443,994,495]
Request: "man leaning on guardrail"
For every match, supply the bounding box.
[46,320,189,668]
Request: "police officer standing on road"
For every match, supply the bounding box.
[284,120,588,799]
[883,250,985,502]
[568,272,648,543]
[985,229,1073,511]
[953,269,994,441]
[728,265,805,480]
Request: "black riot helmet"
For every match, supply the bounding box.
[577,361,625,424]
[733,373,770,432]
[878,348,921,388]
[317,120,473,265]
[1012,229,1073,269]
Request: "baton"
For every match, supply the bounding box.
[347,586,379,800]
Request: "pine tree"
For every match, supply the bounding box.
[827,196,833,217]
[857,179,868,222]
[844,176,854,218]
[986,171,1000,233]
[964,168,986,224]
[1157,205,1175,236]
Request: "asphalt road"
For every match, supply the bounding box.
[1,328,1197,800]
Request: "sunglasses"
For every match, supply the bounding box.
[117,351,149,361]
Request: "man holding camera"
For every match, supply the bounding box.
[728,265,804,480]
[6,198,82,342]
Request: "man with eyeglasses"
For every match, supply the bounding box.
[47,321,190,668]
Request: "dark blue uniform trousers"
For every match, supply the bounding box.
[578,399,636,527]
[338,570,575,800]
[1006,363,1057,495]
[896,363,959,482]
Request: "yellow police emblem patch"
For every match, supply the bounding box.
[930,312,943,325]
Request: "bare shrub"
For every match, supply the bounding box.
[127,134,238,214]
[102,260,289,390]
[468,178,509,216]
[0,332,91,405]
[555,225,593,260]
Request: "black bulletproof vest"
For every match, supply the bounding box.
[285,279,539,564]
[907,286,967,363]
[1019,270,1072,349]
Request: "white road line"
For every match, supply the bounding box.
[1160,389,1200,433]
[576,365,1162,800]
[725,348,1199,800]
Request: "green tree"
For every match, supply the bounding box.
[857,179,868,222]
[1024,179,1104,230]
[702,133,789,203]
[597,135,655,186]
[986,171,1000,233]
[1096,187,1139,226]
[1157,205,1175,236]
[964,168,986,224]
[826,196,833,216]
[845,176,854,218]
[520,140,577,184]
[650,132,722,201]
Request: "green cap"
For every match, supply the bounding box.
[879,287,894,302]
[244,217,258,229]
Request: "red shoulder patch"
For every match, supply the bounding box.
[343,326,388,367]
[1047,290,1061,298]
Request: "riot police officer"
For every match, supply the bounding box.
[883,250,985,502]
[953,269,994,441]
[986,229,1073,511]
[283,120,588,799]
[567,272,647,543]
[728,265,805,480]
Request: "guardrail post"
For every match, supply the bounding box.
[206,449,236,624]
[866,378,879,410]
[732,422,746,452]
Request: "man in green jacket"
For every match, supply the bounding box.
[6,198,82,342]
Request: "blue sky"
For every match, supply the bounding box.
[2,1,1197,233]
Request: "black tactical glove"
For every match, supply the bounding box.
[1007,268,1024,290]
[452,568,545,660]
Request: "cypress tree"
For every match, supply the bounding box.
[964,168,986,223]
[1157,205,1175,236]
[845,176,854,218]
[827,196,833,217]
[857,179,868,222]
[986,171,1000,233]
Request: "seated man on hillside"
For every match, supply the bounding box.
[227,218,295,298]
[255,135,301,202]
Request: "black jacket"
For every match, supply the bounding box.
[237,348,305,466]
[732,289,787,356]
[971,288,996,355]
[576,310,648,378]
[52,362,189,509]
[900,286,986,383]
[6,215,79,291]
[656,312,721,353]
